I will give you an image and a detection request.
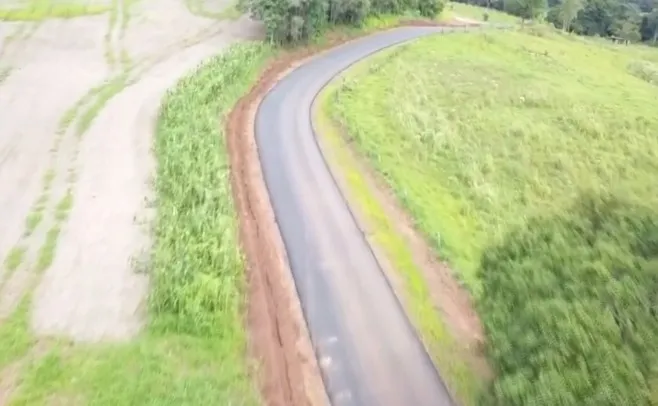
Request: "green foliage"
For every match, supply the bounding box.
[243,0,444,43]
[329,30,658,403]
[419,0,445,16]
[628,59,658,83]
[559,0,585,30]
[504,0,547,20]
[153,43,273,335]
[478,192,658,405]
[329,29,658,289]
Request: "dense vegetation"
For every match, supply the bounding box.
[326,29,658,404]
[480,192,658,405]
[454,0,658,42]
[239,0,444,43]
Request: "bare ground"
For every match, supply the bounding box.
[0,0,259,341]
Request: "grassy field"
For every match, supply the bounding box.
[325,27,658,404]
[327,28,658,292]
[0,43,272,406]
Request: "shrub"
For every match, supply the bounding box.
[478,191,658,405]
[628,60,658,85]
[243,0,444,43]
[418,0,444,17]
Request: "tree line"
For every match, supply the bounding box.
[468,0,658,42]
[239,0,444,43]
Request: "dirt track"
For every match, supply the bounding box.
[0,0,259,341]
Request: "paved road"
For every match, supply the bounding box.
[255,26,457,406]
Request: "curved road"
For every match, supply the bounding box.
[256,26,457,406]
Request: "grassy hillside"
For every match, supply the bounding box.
[329,28,658,291]
[326,28,658,404]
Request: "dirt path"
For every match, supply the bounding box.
[0,0,259,341]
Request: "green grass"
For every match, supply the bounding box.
[442,2,519,24]
[0,299,34,368]
[316,84,485,406]
[327,29,658,294]
[35,225,60,273]
[0,0,109,21]
[24,210,43,236]
[3,246,27,273]
[54,190,73,221]
[1,42,273,405]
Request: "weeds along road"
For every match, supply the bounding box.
[0,0,258,341]
[256,26,459,406]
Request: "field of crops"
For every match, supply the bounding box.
[326,27,658,405]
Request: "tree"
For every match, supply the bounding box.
[640,8,658,42]
[504,0,547,21]
[560,0,585,30]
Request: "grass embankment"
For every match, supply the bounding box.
[0,0,109,20]
[0,44,272,406]
[325,28,658,405]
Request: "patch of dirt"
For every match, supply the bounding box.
[225,18,472,406]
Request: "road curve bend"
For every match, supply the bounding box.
[255,27,455,406]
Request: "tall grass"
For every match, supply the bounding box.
[152,42,272,335]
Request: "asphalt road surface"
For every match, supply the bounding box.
[255,26,458,406]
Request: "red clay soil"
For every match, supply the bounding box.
[225,19,479,406]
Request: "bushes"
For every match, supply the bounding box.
[628,60,658,85]
[478,192,658,405]
[241,0,445,43]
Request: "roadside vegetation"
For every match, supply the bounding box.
[325,27,658,405]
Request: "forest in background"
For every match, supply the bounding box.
[462,0,658,42]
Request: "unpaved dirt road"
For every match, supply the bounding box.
[0,0,259,341]
[256,27,458,406]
